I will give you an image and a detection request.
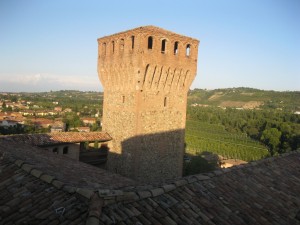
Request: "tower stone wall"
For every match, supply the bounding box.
[97,26,199,183]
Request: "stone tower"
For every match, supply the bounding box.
[97,26,199,183]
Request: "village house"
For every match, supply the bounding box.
[82,117,97,125]
[29,118,53,129]
[20,109,35,116]
[50,120,66,133]
[54,106,63,112]
[35,110,50,117]
[0,112,25,127]
[0,119,20,127]
[76,126,91,132]
[63,108,72,113]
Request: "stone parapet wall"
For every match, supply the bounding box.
[98,26,199,92]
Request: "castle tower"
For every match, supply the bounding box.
[97,26,199,183]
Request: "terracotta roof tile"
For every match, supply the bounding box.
[1,131,112,146]
[0,134,300,224]
[0,139,136,190]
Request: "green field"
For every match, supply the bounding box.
[185,120,270,161]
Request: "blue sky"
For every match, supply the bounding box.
[0,0,299,92]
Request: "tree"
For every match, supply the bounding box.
[261,128,282,155]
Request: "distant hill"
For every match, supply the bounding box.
[188,87,300,112]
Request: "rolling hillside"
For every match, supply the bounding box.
[188,87,300,112]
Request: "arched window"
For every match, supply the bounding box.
[63,146,68,154]
[186,44,191,56]
[174,41,179,55]
[112,41,115,53]
[103,43,106,56]
[148,36,153,49]
[131,36,135,49]
[122,95,125,103]
[53,147,58,154]
[161,39,166,54]
[120,39,124,52]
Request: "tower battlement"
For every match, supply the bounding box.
[97,26,199,183]
[98,26,199,92]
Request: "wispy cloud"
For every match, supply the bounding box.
[0,73,102,92]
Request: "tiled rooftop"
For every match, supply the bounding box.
[0,158,89,225]
[0,135,300,224]
[1,132,112,146]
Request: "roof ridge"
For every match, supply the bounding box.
[0,131,112,145]
[98,150,300,205]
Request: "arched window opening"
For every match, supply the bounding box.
[122,95,125,103]
[63,146,69,154]
[112,41,115,53]
[120,39,124,52]
[161,39,166,54]
[53,147,58,154]
[186,44,191,56]
[103,43,106,56]
[131,36,135,49]
[174,41,179,55]
[164,97,168,107]
[148,36,153,49]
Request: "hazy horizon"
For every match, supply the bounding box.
[1,86,299,94]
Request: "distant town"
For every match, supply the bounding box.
[0,90,103,134]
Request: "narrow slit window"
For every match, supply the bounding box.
[174,41,179,55]
[186,44,191,56]
[131,36,135,49]
[122,95,125,103]
[148,36,153,49]
[120,39,124,52]
[164,97,168,107]
[161,39,166,53]
[103,43,106,56]
[112,41,115,53]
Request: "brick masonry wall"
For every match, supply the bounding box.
[98,26,199,183]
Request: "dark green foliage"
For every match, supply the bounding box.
[62,112,83,130]
[187,105,300,156]
[261,128,282,155]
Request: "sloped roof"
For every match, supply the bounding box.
[0,138,136,189]
[0,136,300,224]
[1,132,112,146]
[0,158,89,225]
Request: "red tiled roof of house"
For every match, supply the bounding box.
[1,132,112,146]
[31,118,53,123]
[0,134,300,224]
